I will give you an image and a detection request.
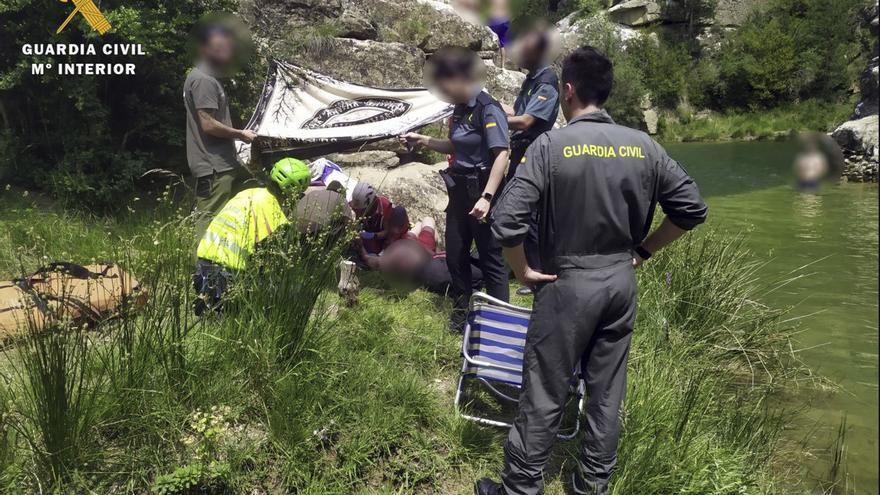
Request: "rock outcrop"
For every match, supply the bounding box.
[833,1,879,182]
[713,0,760,27]
[834,115,879,183]
[608,0,662,27]
[242,0,531,171]
[326,150,401,169]
[853,1,879,119]
[276,38,427,88]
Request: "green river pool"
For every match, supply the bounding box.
[667,141,878,493]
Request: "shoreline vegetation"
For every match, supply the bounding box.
[657,100,855,143]
[0,194,849,494]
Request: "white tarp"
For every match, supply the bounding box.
[238,61,453,164]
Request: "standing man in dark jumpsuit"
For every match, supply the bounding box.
[402,47,511,328]
[502,28,559,295]
[475,46,709,495]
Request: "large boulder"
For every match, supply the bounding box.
[713,0,760,26]
[275,38,426,87]
[833,115,879,182]
[485,64,527,105]
[556,12,642,58]
[833,115,879,159]
[853,2,879,118]
[608,0,662,27]
[326,150,401,169]
[347,0,498,52]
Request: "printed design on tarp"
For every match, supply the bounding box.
[236,60,453,163]
[301,98,412,130]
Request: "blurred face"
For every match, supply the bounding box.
[200,32,234,68]
[518,32,543,69]
[436,76,477,104]
[385,242,429,275]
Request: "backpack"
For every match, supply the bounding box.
[0,262,145,339]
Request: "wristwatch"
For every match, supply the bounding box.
[482,192,494,201]
[634,245,652,260]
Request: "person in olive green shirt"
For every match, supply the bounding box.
[184,23,258,239]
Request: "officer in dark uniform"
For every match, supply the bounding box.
[505,28,559,179]
[475,46,708,495]
[402,47,511,325]
[503,27,560,295]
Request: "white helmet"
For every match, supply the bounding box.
[350,182,377,211]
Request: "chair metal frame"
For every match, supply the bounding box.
[454,292,585,440]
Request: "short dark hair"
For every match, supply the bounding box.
[196,23,232,45]
[561,46,613,106]
[428,46,478,80]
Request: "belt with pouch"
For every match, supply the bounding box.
[439,166,487,201]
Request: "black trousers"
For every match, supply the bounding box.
[415,255,483,297]
[444,171,509,310]
[508,141,542,271]
[502,259,636,495]
[192,258,234,316]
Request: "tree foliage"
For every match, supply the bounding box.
[710,0,869,109]
[0,0,260,211]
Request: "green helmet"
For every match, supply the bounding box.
[270,158,310,192]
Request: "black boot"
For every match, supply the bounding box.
[474,477,504,495]
[449,308,468,334]
[571,472,609,495]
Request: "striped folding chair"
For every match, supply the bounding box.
[454,292,585,440]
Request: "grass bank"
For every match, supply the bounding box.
[658,100,854,143]
[0,192,836,494]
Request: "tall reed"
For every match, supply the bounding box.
[3,309,101,486]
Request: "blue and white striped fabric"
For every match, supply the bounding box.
[464,301,531,386]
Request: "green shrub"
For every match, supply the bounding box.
[628,36,692,109]
[711,0,869,110]
[153,462,230,495]
[575,18,650,128]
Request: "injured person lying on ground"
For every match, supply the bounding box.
[356,210,483,297]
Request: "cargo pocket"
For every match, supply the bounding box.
[196,175,213,199]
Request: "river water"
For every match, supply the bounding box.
[666,141,879,493]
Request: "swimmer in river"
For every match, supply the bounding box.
[794,132,844,191]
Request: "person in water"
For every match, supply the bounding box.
[793,132,844,191]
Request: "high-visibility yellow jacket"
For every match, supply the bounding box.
[197,188,288,271]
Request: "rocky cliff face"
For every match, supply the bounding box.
[241,0,510,88]
[598,0,757,27]
[833,1,879,182]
